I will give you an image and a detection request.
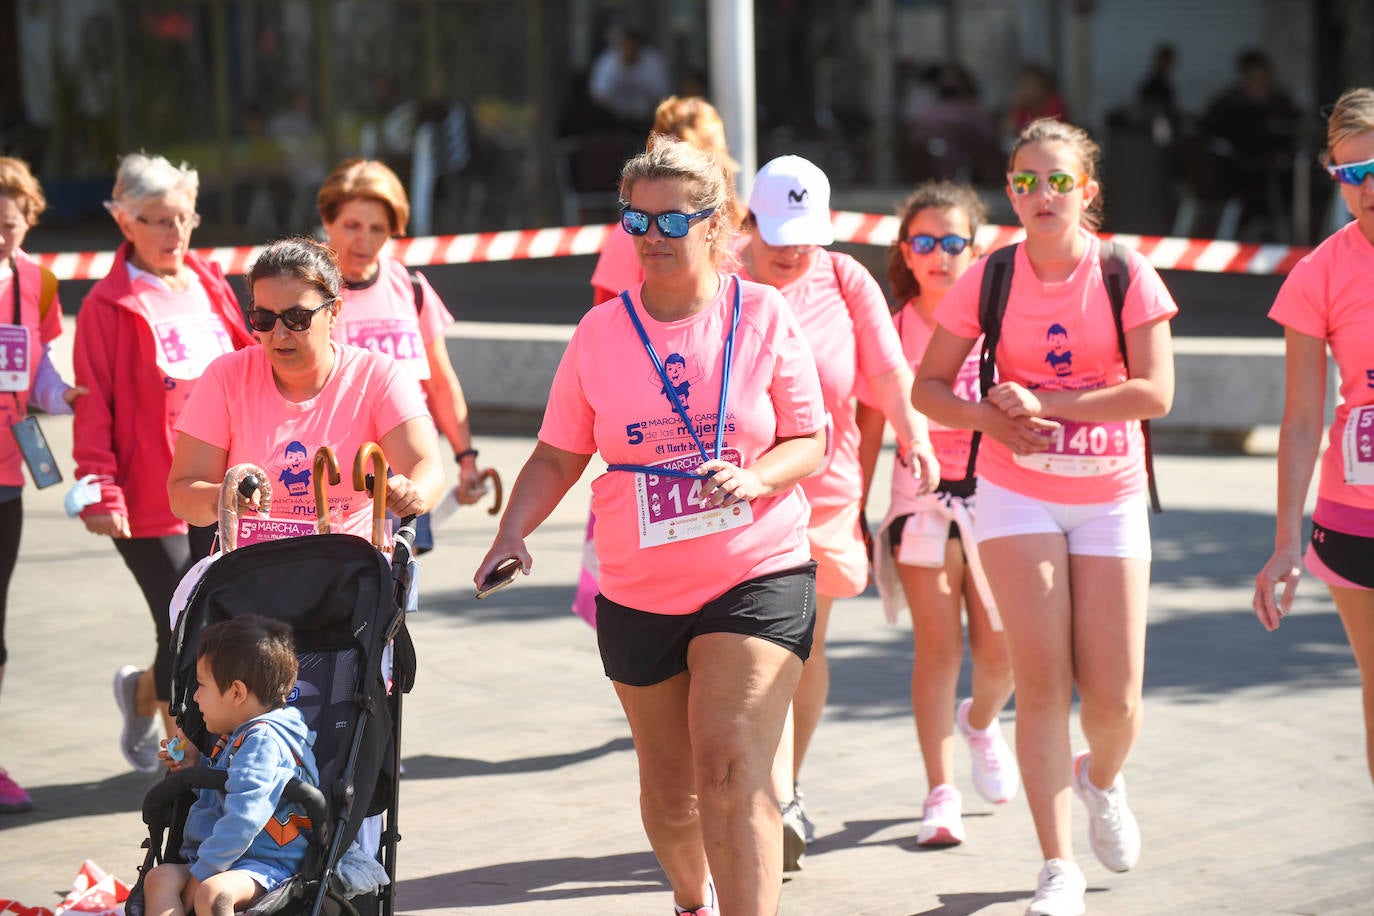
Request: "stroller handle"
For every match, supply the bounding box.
[312,447,342,534]
[353,442,389,549]
[218,463,272,552]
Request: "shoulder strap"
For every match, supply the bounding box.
[1098,240,1161,513]
[408,270,424,315]
[37,266,58,321]
[965,244,1018,482]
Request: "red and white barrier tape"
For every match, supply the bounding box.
[32,211,1311,281]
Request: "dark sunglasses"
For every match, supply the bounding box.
[1008,171,1087,195]
[620,205,716,239]
[1326,155,1374,186]
[907,234,973,255]
[245,299,337,333]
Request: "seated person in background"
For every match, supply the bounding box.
[588,24,673,131]
[143,615,319,916]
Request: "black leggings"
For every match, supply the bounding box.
[0,496,23,668]
[113,525,216,701]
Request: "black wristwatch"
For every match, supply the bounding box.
[455,448,479,463]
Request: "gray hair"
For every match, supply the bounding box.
[104,152,199,216]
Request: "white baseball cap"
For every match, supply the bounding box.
[747,155,834,246]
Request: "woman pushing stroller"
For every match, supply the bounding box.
[168,236,444,536]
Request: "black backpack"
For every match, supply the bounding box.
[967,240,1161,513]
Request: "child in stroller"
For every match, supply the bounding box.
[144,614,320,915]
[128,450,419,916]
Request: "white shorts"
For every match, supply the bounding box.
[973,479,1152,560]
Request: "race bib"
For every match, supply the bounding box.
[152,314,234,380]
[346,318,426,372]
[1014,420,1130,476]
[1342,405,1374,485]
[635,447,754,548]
[236,516,318,547]
[0,325,31,392]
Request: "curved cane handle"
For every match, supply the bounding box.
[218,463,272,552]
[481,468,504,517]
[352,442,389,548]
[312,447,341,534]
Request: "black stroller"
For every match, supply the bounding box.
[126,444,418,916]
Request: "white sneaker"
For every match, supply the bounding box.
[957,697,1019,804]
[113,666,161,774]
[1073,750,1141,872]
[916,783,965,847]
[793,783,816,843]
[780,797,806,871]
[1025,858,1086,916]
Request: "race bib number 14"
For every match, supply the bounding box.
[635,447,753,547]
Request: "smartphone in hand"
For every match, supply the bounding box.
[476,558,522,599]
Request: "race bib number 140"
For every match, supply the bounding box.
[1013,420,1130,477]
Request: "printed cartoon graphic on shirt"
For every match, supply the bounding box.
[277,441,312,496]
[1044,323,1073,376]
[654,353,701,410]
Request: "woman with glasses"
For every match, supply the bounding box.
[168,236,442,538]
[1256,87,1374,786]
[857,181,1017,849]
[317,159,485,546]
[474,137,826,916]
[736,154,938,869]
[576,96,742,625]
[914,119,1176,915]
[73,153,254,774]
[0,157,84,813]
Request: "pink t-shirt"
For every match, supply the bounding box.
[176,343,431,539]
[740,250,906,508]
[330,257,454,381]
[589,225,643,299]
[891,305,981,482]
[1269,220,1374,512]
[539,274,826,614]
[935,233,1178,503]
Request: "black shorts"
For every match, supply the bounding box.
[888,514,961,557]
[595,562,817,687]
[1311,522,1374,589]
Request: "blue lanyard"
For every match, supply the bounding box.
[607,276,741,481]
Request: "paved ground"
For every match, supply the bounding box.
[2,419,1372,915]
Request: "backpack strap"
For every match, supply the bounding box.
[408,270,424,315]
[967,244,1017,482]
[1099,240,1162,513]
[37,266,58,321]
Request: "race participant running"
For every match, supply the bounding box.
[914,118,1177,916]
[73,154,254,773]
[474,137,826,916]
[168,237,443,539]
[857,181,1017,849]
[0,156,84,812]
[737,154,938,868]
[318,158,484,546]
[1255,86,1374,786]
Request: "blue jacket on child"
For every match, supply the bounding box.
[181,705,319,883]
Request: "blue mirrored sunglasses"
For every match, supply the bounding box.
[1326,156,1374,186]
[907,234,972,255]
[620,205,716,239]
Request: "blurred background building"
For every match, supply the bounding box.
[4,0,1372,247]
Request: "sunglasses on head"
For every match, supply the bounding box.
[906,234,972,255]
[1008,171,1087,195]
[245,299,337,333]
[1326,155,1374,186]
[620,205,716,239]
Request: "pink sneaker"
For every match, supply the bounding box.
[673,878,717,916]
[917,784,965,847]
[0,768,32,813]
